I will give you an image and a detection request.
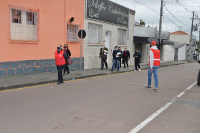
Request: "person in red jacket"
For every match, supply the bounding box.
[146,41,160,92]
[55,44,68,84]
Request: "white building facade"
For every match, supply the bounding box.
[134,26,173,64]
[84,0,135,69]
[169,30,197,61]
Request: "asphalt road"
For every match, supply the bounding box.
[0,63,200,133]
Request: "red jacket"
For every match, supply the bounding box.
[55,50,66,66]
[149,49,160,66]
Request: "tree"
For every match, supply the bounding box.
[140,19,145,26]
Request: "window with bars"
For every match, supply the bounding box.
[118,29,126,45]
[88,23,102,44]
[67,24,79,42]
[10,7,39,41]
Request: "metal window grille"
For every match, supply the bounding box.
[118,29,126,45]
[88,23,102,43]
[67,24,79,42]
[9,4,39,41]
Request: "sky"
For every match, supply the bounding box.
[110,0,200,41]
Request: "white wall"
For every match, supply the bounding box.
[170,35,190,44]
[141,44,150,64]
[84,13,135,69]
[163,45,174,62]
[134,26,156,38]
[178,45,186,61]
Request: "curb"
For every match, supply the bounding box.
[0,62,187,91]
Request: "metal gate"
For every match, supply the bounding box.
[174,48,178,61]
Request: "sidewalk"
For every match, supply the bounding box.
[0,61,191,90]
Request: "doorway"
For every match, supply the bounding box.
[174,48,178,61]
[105,31,111,64]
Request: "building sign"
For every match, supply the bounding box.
[86,0,129,27]
[67,24,79,42]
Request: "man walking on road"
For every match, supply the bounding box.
[99,44,108,70]
[146,41,160,92]
[133,49,141,71]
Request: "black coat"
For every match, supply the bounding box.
[122,50,130,59]
[112,49,120,60]
[65,49,71,57]
[133,52,141,62]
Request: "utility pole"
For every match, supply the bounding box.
[158,0,164,50]
[198,30,200,61]
[188,11,195,62]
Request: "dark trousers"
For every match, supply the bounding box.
[135,61,140,70]
[57,64,65,83]
[101,58,107,69]
[64,63,69,73]
[123,58,128,67]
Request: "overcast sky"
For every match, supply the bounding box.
[110,0,200,41]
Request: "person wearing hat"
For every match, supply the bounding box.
[55,44,68,85]
[146,41,160,92]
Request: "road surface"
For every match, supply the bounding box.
[0,63,200,133]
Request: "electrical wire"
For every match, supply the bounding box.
[164,5,190,27]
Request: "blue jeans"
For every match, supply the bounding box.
[112,60,120,71]
[148,66,159,88]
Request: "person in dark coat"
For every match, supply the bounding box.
[110,46,120,71]
[63,44,71,75]
[99,44,108,70]
[133,49,141,71]
[122,47,130,68]
[118,47,122,68]
[55,44,68,84]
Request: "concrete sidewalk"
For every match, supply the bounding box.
[0,61,191,90]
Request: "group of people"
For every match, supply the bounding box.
[99,44,141,72]
[99,41,160,92]
[193,53,198,60]
[99,45,131,71]
[110,46,131,71]
[54,44,71,84]
[55,41,160,92]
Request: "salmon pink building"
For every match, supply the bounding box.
[0,0,84,76]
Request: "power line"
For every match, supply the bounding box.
[134,0,160,14]
[164,5,190,27]
[133,0,180,27]
[114,0,193,33]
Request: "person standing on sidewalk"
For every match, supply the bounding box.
[55,44,68,85]
[63,44,71,75]
[110,46,120,71]
[133,49,141,71]
[122,47,130,68]
[118,47,122,68]
[99,44,108,70]
[115,47,122,69]
[146,41,160,92]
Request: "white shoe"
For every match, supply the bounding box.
[139,69,141,71]
[135,70,137,71]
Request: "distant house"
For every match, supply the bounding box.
[169,30,197,61]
